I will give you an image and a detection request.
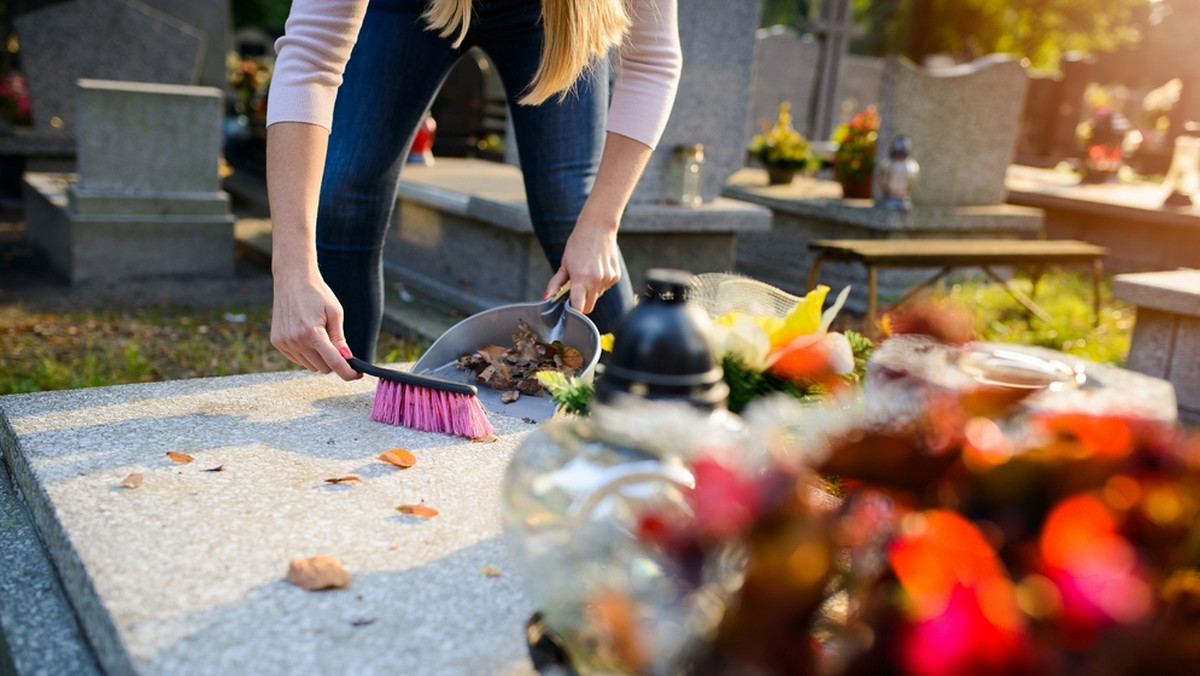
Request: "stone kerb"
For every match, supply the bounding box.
[1112,269,1200,422]
[877,54,1029,207]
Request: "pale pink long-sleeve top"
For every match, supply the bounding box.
[267,0,682,149]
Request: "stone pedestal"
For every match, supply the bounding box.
[1113,269,1200,423]
[22,79,235,282]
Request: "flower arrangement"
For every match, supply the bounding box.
[539,281,874,416]
[226,52,273,117]
[831,104,880,184]
[0,72,32,128]
[748,101,815,175]
[528,301,1200,676]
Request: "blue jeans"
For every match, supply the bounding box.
[316,0,634,361]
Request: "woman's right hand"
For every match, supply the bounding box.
[265,121,360,381]
[270,268,362,380]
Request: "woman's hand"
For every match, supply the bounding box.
[266,121,361,381]
[547,217,622,314]
[545,131,654,312]
[270,267,361,379]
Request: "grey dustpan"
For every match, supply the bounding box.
[410,286,601,423]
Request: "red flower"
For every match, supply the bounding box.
[889,511,1033,676]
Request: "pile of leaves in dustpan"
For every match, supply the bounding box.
[455,320,586,403]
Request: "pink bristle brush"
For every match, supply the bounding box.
[347,357,494,439]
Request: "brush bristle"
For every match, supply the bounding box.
[370,378,494,439]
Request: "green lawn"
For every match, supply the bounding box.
[0,304,424,395]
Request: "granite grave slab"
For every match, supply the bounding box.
[0,369,543,676]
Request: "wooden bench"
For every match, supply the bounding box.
[807,238,1109,331]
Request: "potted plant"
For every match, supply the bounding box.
[748,101,814,185]
[831,105,880,199]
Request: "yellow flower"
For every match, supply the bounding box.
[711,286,854,381]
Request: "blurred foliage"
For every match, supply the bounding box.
[850,0,1150,70]
[761,0,1154,73]
[759,0,814,32]
[232,0,293,32]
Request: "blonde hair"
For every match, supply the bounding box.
[422,0,631,105]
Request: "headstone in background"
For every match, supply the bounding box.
[632,0,762,205]
[876,54,1029,206]
[746,26,821,147]
[138,0,232,90]
[23,79,235,282]
[745,25,882,154]
[13,0,227,142]
[837,55,883,125]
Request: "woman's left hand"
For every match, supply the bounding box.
[544,131,654,313]
[546,218,622,315]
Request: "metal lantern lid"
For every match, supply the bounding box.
[593,268,728,410]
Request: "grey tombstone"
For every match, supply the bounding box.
[12,0,219,142]
[633,0,763,205]
[876,54,1029,207]
[746,26,821,147]
[138,0,233,90]
[836,55,883,127]
[22,79,235,282]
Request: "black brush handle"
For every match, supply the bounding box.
[346,357,478,397]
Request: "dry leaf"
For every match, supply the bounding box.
[560,346,584,370]
[325,475,363,484]
[481,565,502,577]
[396,504,438,519]
[473,433,500,443]
[203,465,225,473]
[167,451,194,464]
[379,449,416,469]
[475,344,510,359]
[121,473,144,489]
[286,555,352,591]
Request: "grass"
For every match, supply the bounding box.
[0,269,1133,396]
[0,304,425,395]
[936,268,1134,366]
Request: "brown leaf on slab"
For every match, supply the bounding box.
[396,504,438,518]
[500,390,520,404]
[120,473,144,489]
[203,465,225,473]
[286,556,352,591]
[481,565,502,577]
[166,451,194,464]
[379,449,416,469]
[474,433,500,443]
[325,475,363,484]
